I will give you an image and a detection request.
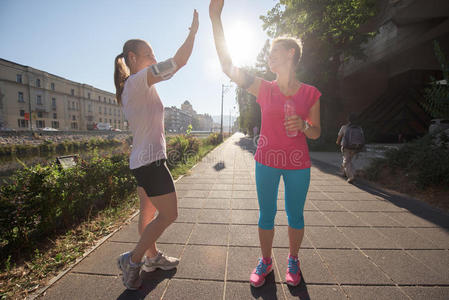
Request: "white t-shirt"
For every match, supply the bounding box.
[121,67,166,169]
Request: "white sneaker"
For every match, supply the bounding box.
[141,251,179,272]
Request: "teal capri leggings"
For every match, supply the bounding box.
[255,161,310,230]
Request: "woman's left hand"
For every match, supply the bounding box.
[284,115,306,132]
[189,9,199,34]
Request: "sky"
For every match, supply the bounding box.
[0,0,279,119]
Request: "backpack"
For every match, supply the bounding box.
[342,124,365,151]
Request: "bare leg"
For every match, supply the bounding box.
[137,187,158,258]
[131,191,178,264]
[288,227,305,256]
[258,228,275,258]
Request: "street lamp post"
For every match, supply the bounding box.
[221,83,232,137]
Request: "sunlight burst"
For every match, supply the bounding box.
[226,21,258,66]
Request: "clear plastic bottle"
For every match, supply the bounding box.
[284,98,298,137]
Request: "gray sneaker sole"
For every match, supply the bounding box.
[141,263,179,273]
[117,255,140,290]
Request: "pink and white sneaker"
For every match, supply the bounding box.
[285,255,301,286]
[250,258,272,287]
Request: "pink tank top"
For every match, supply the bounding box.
[254,80,321,170]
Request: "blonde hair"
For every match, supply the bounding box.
[114,39,146,105]
[272,37,303,67]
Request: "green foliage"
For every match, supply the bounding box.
[0,153,136,259]
[422,41,449,119]
[185,124,193,136]
[203,133,223,146]
[364,133,449,188]
[166,135,201,169]
[0,137,123,158]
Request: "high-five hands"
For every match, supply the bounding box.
[190,9,199,34]
[209,0,224,19]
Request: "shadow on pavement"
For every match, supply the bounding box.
[116,268,176,300]
[311,158,449,230]
[213,161,226,171]
[285,273,311,299]
[249,272,279,300]
[234,135,257,155]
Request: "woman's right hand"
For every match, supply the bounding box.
[209,0,224,19]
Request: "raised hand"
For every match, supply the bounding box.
[189,9,199,34]
[209,0,224,19]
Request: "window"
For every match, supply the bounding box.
[114,109,116,116]
[109,108,112,115]
[37,111,43,118]
[99,118,102,122]
[71,89,75,96]
[53,113,57,119]
[88,104,92,112]
[88,92,91,99]
[51,83,55,90]
[72,115,76,121]
[87,116,93,122]
[109,119,112,123]
[18,119,28,128]
[98,96,101,101]
[16,74,22,83]
[20,109,25,116]
[99,106,102,114]
[18,92,24,102]
[51,121,59,128]
[36,95,42,105]
[71,122,78,129]
[36,79,41,87]
[36,120,45,128]
[75,102,79,110]
[72,101,75,109]
[52,98,56,108]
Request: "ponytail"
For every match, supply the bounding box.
[114,53,129,105]
[114,39,147,105]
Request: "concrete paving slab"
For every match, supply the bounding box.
[338,200,405,212]
[231,209,259,225]
[177,197,206,209]
[227,247,263,282]
[197,208,231,224]
[175,208,201,223]
[364,250,446,285]
[407,250,449,281]
[306,227,354,249]
[303,212,333,226]
[175,245,227,280]
[188,224,229,246]
[343,285,409,300]
[401,286,449,300]
[231,198,259,209]
[284,284,347,300]
[355,211,403,227]
[375,227,439,249]
[383,212,440,227]
[203,198,231,209]
[412,227,449,248]
[312,200,347,211]
[317,249,392,284]
[225,281,284,300]
[338,227,400,249]
[162,279,224,300]
[322,211,366,226]
[229,225,260,247]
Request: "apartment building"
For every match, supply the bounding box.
[0,58,126,131]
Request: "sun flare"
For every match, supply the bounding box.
[226,21,258,66]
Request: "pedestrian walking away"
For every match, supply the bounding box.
[113,9,199,290]
[336,112,365,184]
[210,0,321,288]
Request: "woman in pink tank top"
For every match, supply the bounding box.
[210,0,321,287]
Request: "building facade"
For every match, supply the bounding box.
[0,58,126,131]
[164,106,193,133]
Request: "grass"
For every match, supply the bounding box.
[0,139,220,300]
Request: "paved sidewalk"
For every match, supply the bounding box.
[40,133,449,299]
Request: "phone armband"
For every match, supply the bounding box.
[150,58,177,80]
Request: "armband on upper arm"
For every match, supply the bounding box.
[239,70,255,90]
[150,58,178,80]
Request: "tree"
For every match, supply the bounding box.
[422,41,449,120]
[261,0,377,88]
[259,0,378,140]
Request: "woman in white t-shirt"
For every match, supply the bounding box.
[114,10,198,290]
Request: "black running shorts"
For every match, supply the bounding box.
[131,159,175,197]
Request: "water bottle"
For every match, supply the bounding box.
[284,99,298,137]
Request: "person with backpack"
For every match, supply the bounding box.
[336,113,365,183]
